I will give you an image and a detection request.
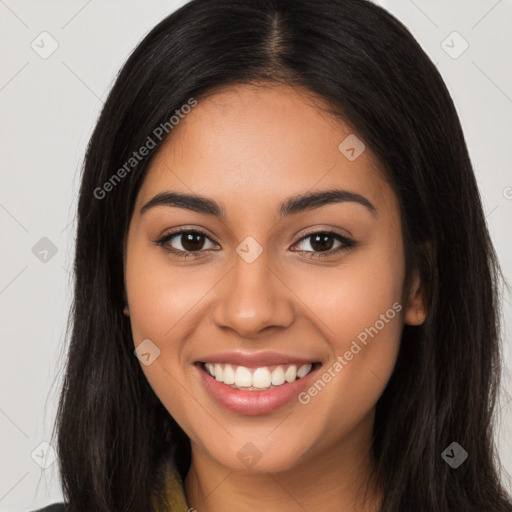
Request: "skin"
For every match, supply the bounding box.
[123,82,426,512]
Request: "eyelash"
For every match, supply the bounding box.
[154,228,356,260]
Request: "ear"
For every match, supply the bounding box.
[404,269,427,326]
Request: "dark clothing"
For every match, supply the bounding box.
[30,504,66,512]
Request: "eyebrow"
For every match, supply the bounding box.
[140,188,377,218]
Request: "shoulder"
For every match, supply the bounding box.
[29,504,66,512]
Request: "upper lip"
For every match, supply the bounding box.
[196,350,320,368]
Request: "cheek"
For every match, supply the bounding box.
[124,242,206,430]
[124,240,220,413]
[292,234,405,419]
[125,237,210,343]
[297,230,405,349]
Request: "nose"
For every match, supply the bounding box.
[212,249,295,338]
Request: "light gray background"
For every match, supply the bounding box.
[1,1,511,510]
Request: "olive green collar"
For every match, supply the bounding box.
[153,463,190,512]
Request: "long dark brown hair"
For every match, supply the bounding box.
[52,0,512,510]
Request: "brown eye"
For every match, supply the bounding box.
[291,231,355,258]
[155,229,218,258]
[176,232,207,251]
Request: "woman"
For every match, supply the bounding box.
[33,0,512,510]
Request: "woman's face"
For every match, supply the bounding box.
[124,82,425,474]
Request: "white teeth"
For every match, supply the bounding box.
[252,367,272,388]
[297,363,312,378]
[271,366,285,385]
[214,363,223,381]
[284,364,297,382]
[234,366,252,387]
[222,364,235,384]
[203,362,315,390]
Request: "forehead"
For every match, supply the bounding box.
[135,82,394,218]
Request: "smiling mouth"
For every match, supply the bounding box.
[196,361,321,391]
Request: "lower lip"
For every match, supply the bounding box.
[196,363,321,415]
